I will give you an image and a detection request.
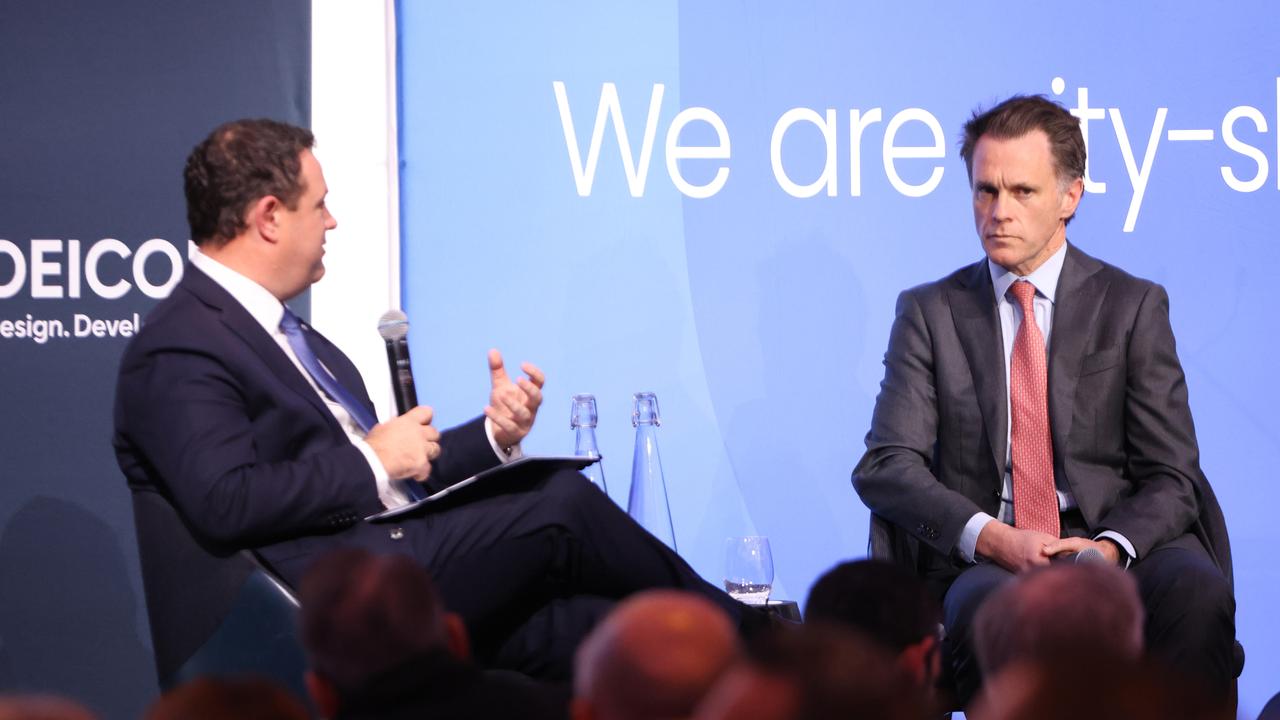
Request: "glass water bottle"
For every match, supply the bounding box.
[627,392,676,551]
[570,394,608,493]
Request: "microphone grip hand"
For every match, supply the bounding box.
[366,406,440,482]
[1043,537,1123,566]
[975,522,1058,573]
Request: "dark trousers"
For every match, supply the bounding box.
[404,466,741,680]
[942,532,1235,707]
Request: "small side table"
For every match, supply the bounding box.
[762,599,802,623]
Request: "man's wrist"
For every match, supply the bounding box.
[1098,537,1124,565]
[483,417,523,462]
[974,515,1010,555]
[962,512,997,563]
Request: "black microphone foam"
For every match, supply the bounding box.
[377,309,417,416]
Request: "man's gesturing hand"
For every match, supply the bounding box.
[484,349,544,450]
[975,521,1058,574]
[366,405,440,482]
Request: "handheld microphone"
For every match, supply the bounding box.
[1072,547,1107,564]
[377,309,417,415]
[1050,547,1108,565]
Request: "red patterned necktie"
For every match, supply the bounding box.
[1008,280,1060,537]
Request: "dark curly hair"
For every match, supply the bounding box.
[183,119,315,247]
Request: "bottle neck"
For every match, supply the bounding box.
[575,426,601,457]
[633,423,660,455]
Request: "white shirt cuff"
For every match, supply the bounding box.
[1095,530,1136,568]
[353,436,414,509]
[484,417,523,462]
[958,512,997,563]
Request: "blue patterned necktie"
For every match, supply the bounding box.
[279,308,427,501]
[279,308,379,432]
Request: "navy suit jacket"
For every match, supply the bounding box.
[853,244,1231,588]
[114,265,500,587]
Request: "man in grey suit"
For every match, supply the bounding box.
[852,95,1234,705]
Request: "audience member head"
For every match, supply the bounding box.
[0,696,96,720]
[143,677,308,720]
[695,623,930,720]
[572,589,740,720]
[970,651,1228,720]
[183,118,315,248]
[974,562,1143,679]
[299,548,468,716]
[805,559,942,689]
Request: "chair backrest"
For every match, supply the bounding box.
[866,511,917,568]
[130,487,307,696]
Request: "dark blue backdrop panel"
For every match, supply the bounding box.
[0,1,309,715]
[397,2,1280,713]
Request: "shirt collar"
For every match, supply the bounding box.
[988,241,1069,304]
[190,248,287,335]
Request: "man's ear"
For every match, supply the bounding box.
[898,634,941,688]
[1059,176,1084,221]
[305,669,340,719]
[250,194,283,243]
[444,611,471,662]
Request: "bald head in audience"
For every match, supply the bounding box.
[973,562,1143,678]
[970,652,1228,720]
[573,590,740,720]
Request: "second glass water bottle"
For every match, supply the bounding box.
[627,392,676,551]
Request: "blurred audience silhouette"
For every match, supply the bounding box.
[299,547,567,719]
[572,589,739,720]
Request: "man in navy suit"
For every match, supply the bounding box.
[852,96,1235,704]
[114,118,742,681]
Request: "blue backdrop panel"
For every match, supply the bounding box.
[397,3,1279,712]
[0,2,309,714]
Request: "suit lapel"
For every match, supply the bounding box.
[948,260,1006,477]
[1047,244,1106,470]
[180,266,344,434]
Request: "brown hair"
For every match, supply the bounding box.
[960,95,1085,188]
[299,548,450,695]
[183,119,315,247]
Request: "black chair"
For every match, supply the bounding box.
[130,488,308,699]
[1258,691,1280,720]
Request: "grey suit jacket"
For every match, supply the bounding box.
[853,243,1231,587]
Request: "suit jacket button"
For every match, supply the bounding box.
[389,527,405,540]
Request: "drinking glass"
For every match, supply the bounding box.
[724,536,774,605]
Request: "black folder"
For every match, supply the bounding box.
[365,455,597,522]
